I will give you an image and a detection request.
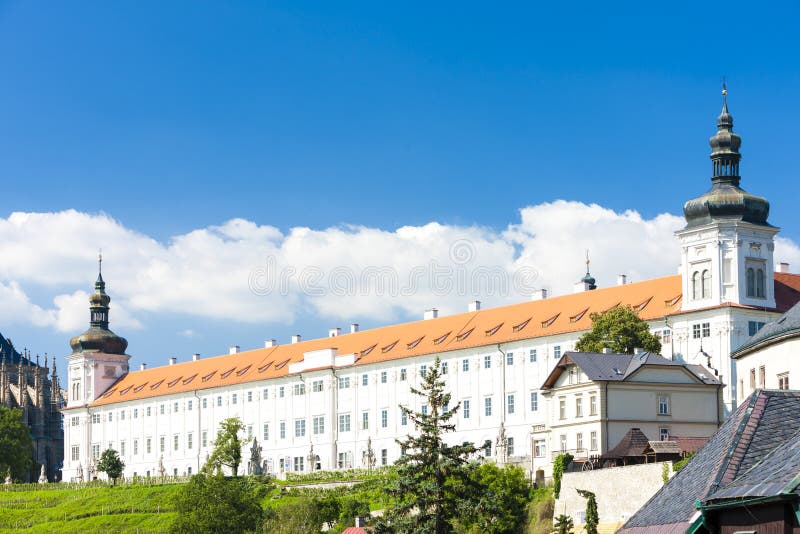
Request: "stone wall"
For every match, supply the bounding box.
[555,462,672,528]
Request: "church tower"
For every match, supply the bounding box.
[66,257,130,408]
[676,90,778,312]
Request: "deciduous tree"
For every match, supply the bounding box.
[97,448,125,485]
[575,306,661,354]
[0,406,32,481]
[205,418,245,476]
[171,473,264,534]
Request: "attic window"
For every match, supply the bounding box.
[120,386,133,395]
[258,362,273,373]
[512,318,532,333]
[665,294,682,307]
[236,365,252,376]
[220,368,236,379]
[541,314,560,328]
[634,297,653,313]
[102,388,117,398]
[406,337,424,350]
[381,340,398,353]
[456,328,475,341]
[485,323,504,337]
[133,383,148,393]
[360,344,377,357]
[433,332,451,345]
[150,379,164,390]
[612,368,624,376]
[182,374,197,385]
[603,302,621,313]
[167,377,182,388]
[569,308,589,323]
[275,359,290,370]
[201,371,217,382]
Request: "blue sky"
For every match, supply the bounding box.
[1,1,799,382]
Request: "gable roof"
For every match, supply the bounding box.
[83,272,800,408]
[602,428,651,459]
[732,299,800,358]
[541,351,721,390]
[618,390,800,533]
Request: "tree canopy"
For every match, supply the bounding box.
[171,473,265,534]
[205,418,245,476]
[97,448,125,484]
[377,356,478,534]
[0,406,32,481]
[575,305,661,354]
[458,463,533,533]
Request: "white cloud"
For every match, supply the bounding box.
[0,204,796,332]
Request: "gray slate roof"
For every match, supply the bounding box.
[733,300,800,357]
[619,390,800,533]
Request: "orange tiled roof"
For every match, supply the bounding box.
[85,272,800,407]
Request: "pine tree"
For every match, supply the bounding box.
[377,357,478,534]
[576,489,598,534]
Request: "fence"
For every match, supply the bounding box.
[1,475,191,493]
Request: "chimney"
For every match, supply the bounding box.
[602,347,612,354]
[140,363,147,371]
[329,328,341,338]
[778,262,791,273]
[229,346,239,355]
[617,274,627,286]
[531,289,548,301]
[291,335,301,344]
[424,308,438,320]
[468,300,481,312]
[264,339,277,348]
[192,353,200,362]
[350,323,359,334]
[168,357,176,366]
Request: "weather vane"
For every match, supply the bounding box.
[98,249,103,274]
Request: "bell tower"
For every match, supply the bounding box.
[676,89,778,312]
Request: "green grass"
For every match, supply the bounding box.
[0,484,182,533]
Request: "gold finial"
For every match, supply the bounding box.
[585,250,590,271]
[722,77,727,96]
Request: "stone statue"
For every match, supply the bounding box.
[362,437,376,472]
[158,456,166,478]
[248,438,263,475]
[306,444,316,472]
[495,421,508,465]
[4,469,12,485]
[38,464,47,484]
[76,463,84,483]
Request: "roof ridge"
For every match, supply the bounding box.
[713,390,769,492]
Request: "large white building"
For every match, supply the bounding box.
[62,96,800,482]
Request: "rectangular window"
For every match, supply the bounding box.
[231,394,237,405]
[121,410,125,420]
[530,392,538,411]
[263,388,269,399]
[702,322,711,338]
[202,398,207,409]
[692,324,701,339]
[338,414,351,432]
[506,352,514,366]
[313,416,324,435]
[441,362,448,374]
[575,397,583,417]
[748,321,766,336]
[247,391,253,402]
[400,368,407,381]
[750,368,756,389]
[401,408,408,426]
[280,421,286,439]
[421,404,428,416]
[529,349,537,362]
[589,395,598,416]
[381,409,388,428]
[262,424,269,441]
[659,427,670,441]
[463,399,471,419]
[295,419,306,437]
[778,373,790,390]
[71,445,80,462]
[71,416,79,427]
[576,432,583,451]
[484,397,493,417]
[559,398,566,419]
[362,411,369,430]
[187,400,193,411]
[507,394,515,415]
[658,394,670,415]
[361,374,368,386]
[381,449,388,466]
[590,431,598,451]
[160,404,165,415]
[133,408,138,419]
[108,412,113,422]
[187,433,193,450]
[132,440,137,456]
[554,345,561,359]
[146,406,151,417]
[312,380,323,392]
[202,431,208,448]
[507,437,514,456]
[759,366,766,388]
[293,383,305,396]
[174,401,179,412]
[338,376,351,389]
[462,359,470,372]
[534,440,545,458]
[279,386,285,398]
[420,364,427,378]
[293,456,304,472]
[173,434,179,451]
[380,371,387,384]
[120,441,126,456]
[484,355,492,369]
[146,437,152,454]
[159,436,165,453]
[560,434,567,452]
[216,396,222,407]
[91,413,100,424]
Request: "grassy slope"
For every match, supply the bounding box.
[0,484,181,533]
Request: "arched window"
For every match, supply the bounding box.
[702,270,712,299]
[756,269,765,298]
[692,271,700,300]
[746,268,755,297]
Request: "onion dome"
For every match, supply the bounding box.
[683,89,771,228]
[580,252,597,290]
[69,256,128,355]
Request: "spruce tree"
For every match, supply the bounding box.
[377,356,478,534]
[576,489,598,534]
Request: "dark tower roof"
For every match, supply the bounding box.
[69,256,128,355]
[683,89,771,228]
